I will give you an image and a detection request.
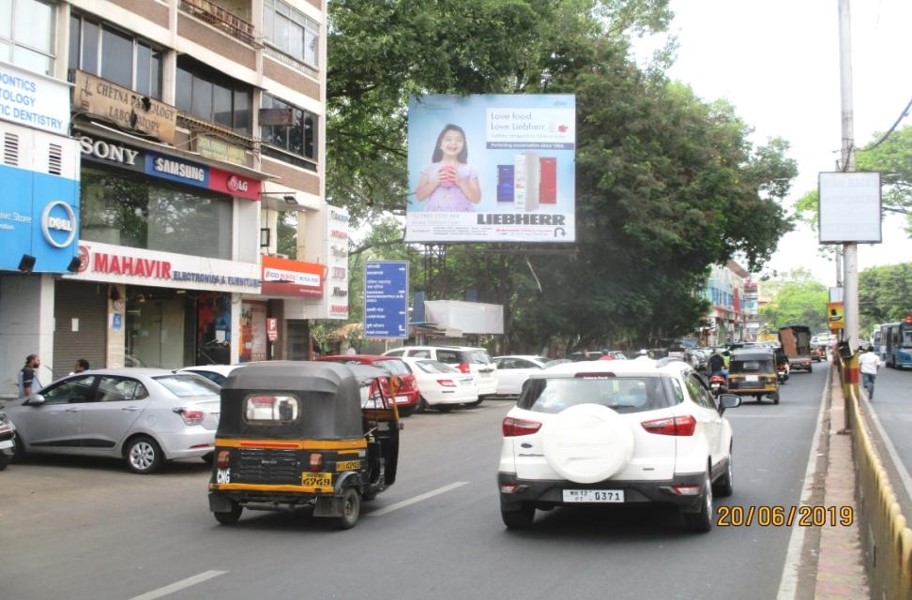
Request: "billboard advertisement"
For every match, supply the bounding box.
[406,94,576,243]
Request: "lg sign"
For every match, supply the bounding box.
[227,175,249,193]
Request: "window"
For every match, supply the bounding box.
[260,94,317,165]
[41,376,97,405]
[684,374,716,410]
[263,0,319,67]
[69,14,163,99]
[97,377,148,402]
[519,377,670,414]
[80,166,234,259]
[155,375,220,397]
[176,57,251,134]
[244,394,299,423]
[1,0,54,75]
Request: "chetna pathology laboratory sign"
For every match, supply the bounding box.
[0,61,70,135]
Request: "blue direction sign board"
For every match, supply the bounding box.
[364,261,409,339]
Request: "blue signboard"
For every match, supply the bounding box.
[364,261,409,339]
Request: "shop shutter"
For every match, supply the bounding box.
[53,281,108,380]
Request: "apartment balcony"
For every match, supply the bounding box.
[180,0,257,46]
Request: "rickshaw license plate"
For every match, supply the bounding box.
[746,375,759,382]
[563,489,624,503]
[302,472,332,487]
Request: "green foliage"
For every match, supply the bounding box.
[857,126,912,234]
[759,278,828,332]
[325,0,796,353]
[859,263,912,332]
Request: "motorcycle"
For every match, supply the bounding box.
[776,361,790,384]
[709,374,727,396]
[0,410,15,471]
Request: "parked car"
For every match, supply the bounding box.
[178,364,243,387]
[317,355,421,416]
[398,357,479,411]
[598,351,629,361]
[382,346,498,399]
[493,355,560,396]
[497,358,741,532]
[6,368,221,474]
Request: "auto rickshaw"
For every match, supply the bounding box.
[726,348,780,404]
[207,361,400,529]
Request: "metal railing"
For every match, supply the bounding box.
[179,0,256,46]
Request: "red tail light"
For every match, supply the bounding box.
[457,362,470,374]
[309,453,323,472]
[216,450,230,469]
[436,378,456,387]
[502,416,542,437]
[175,408,205,426]
[641,415,696,436]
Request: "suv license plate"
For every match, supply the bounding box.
[562,489,624,503]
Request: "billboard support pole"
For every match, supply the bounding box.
[838,0,859,351]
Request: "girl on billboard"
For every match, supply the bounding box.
[415,124,481,212]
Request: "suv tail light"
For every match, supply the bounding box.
[502,416,542,437]
[457,362,471,373]
[174,408,205,426]
[641,415,696,436]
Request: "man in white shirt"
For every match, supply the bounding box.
[858,345,882,400]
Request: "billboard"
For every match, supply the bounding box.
[818,172,882,243]
[406,94,576,243]
[364,261,409,339]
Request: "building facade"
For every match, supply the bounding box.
[1,0,345,395]
[702,260,751,346]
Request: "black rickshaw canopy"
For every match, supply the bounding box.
[218,361,386,440]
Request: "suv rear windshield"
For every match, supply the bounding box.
[517,376,673,414]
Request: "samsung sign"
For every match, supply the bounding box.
[147,151,210,188]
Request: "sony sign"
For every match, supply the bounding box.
[78,135,141,167]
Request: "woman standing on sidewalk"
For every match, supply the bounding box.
[859,344,882,400]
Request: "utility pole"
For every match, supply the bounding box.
[838,0,859,349]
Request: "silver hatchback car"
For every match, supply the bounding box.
[6,368,220,474]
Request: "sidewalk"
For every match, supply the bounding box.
[813,370,869,599]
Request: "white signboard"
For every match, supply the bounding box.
[818,172,882,243]
[0,61,71,136]
[66,241,262,293]
[296,205,350,320]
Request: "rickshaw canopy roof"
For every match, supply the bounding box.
[217,361,387,439]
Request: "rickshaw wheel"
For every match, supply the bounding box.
[214,501,243,525]
[772,392,780,405]
[336,487,361,529]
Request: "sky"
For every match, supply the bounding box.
[637,0,911,285]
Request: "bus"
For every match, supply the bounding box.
[881,317,912,369]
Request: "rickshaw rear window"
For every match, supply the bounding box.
[244,394,300,423]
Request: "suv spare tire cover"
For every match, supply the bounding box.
[542,403,635,484]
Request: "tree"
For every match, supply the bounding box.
[759,274,828,332]
[859,263,912,333]
[857,125,912,234]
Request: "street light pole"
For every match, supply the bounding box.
[838,0,859,349]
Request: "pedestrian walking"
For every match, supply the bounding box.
[18,354,43,398]
[858,344,882,400]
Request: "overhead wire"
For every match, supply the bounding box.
[859,95,912,152]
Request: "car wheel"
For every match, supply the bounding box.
[125,435,164,474]
[397,405,416,417]
[213,501,243,525]
[436,404,454,413]
[416,396,429,413]
[336,487,361,530]
[683,470,714,533]
[501,504,535,529]
[808,364,813,373]
[713,451,734,497]
[772,392,780,405]
[11,431,26,464]
[542,404,634,484]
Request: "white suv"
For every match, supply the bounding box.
[497,359,740,532]
[383,346,498,399]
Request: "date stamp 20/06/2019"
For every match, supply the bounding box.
[716,505,854,527]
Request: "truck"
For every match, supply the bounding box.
[778,325,813,372]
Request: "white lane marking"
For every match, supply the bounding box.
[128,570,228,600]
[776,368,829,600]
[367,481,469,517]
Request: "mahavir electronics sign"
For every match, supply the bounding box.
[406,94,576,243]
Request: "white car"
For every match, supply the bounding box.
[178,364,244,387]
[497,359,741,532]
[383,346,498,398]
[492,355,560,396]
[398,357,479,411]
